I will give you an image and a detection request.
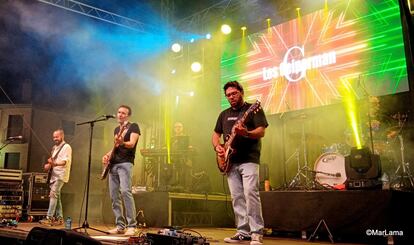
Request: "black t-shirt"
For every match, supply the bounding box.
[214,102,268,164]
[112,122,140,164]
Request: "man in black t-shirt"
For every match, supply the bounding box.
[102,105,140,236]
[212,81,268,245]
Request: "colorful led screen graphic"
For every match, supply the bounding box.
[220,0,409,114]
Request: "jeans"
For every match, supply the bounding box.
[109,162,137,229]
[47,179,64,218]
[227,162,264,236]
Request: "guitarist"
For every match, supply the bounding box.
[39,129,72,226]
[102,105,140,236]
[212,81,268,245]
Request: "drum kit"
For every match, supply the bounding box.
[286,111,414,190]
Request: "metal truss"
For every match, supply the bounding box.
[37,0,149,32]
[175,0,241,33]
[174,0,293,34]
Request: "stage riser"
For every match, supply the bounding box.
[102,192,234,228]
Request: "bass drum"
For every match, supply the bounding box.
[314,153,347,187]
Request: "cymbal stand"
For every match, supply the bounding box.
[392,135,414,189]
[287,148,303,188]
[288,120,313,189]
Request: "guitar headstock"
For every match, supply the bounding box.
[248,100,261,114]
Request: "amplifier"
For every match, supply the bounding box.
[23,173,49,215]
[0,169,23,219]
[0,169,22,182]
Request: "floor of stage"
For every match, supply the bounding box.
[0,222,365,245]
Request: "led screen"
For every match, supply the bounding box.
[220,0,409,114]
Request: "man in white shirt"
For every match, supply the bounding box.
[39,129,72,225]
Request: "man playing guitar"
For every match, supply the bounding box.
[212,81,268,245]
[39,129,72,226]
[102,105,140,236]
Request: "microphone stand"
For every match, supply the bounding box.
[73,116,110,235]
[0,140,13,152]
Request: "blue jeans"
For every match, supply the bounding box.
[227,162,264,236]
[47,180,64,218]
[109,162,137,229]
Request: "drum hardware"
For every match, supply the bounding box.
[287,117,315,189]
[392,135,414,189]
[311,170,341,178]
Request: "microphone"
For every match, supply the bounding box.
[103,114,116,119]
[8,136,23,140]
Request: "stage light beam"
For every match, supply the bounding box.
[241,26,247,38]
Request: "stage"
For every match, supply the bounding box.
[0,223,366,245]
[1,189,413,244]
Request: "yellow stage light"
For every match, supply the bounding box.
[221,24,232,35]
[191,62,202,72]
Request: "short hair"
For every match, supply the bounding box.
[119,105,132,116]
[223,80,244,95]
[54,129,65,137]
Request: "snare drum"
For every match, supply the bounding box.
[314,153,347,187]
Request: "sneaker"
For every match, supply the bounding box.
[108,227,125,234]
[124,227,136,236]
[224,233,251,243]
[39,217,53,226]
[53,217,64,226]
[250,233,263,245]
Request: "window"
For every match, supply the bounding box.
[4,152,20,169]
[7,115,24,138]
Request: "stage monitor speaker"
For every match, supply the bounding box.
[26,227,102,245]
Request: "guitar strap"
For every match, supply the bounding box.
[52,142,67,162]
[116,122,131,140]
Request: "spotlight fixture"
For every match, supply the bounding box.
[190,38,195,43]
[205,33,212,39]
[191,62,202,72]
[221,24,232,35]
[171,43,181,53]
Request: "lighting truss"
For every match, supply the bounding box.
[37,0,149,32]
[174,0,293,34]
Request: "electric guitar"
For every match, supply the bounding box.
[101,124,128,180]
[216,100,261,174]
[45,143,67,184]
[45,158,53,184]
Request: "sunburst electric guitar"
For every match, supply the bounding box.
[216,100,261,174]
[101,124,128,180]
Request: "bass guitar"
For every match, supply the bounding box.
[216,100,261,174]
[101,124,128,180]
